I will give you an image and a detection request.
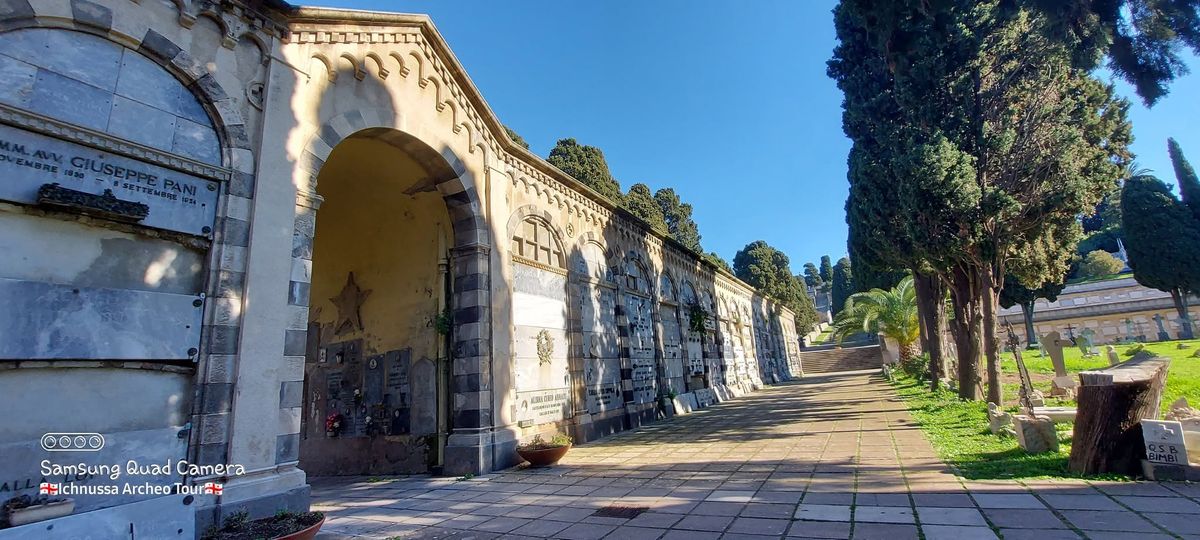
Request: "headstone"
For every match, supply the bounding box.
[1041,331,1076,398]
[1153,314,1171,341]
[1176,316,1195,340]
[987,402,1013,436]
[1014,414,1059,453]
[1078,328,1097,357]
[1106,345,1120,367]
[1142,420,1188,465]
[1124,319,1136,343]
[410,358,437,436]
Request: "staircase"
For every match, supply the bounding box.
[800,345,882,374]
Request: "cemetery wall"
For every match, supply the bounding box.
[0,0,800,535]
[999,276,1200,343]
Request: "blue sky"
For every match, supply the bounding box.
[310,1,1198,273]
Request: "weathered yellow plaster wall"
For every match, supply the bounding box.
[308,136,451,359]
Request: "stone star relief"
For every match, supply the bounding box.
[331,272,372,334]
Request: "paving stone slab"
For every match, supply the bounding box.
[1059,509,1161,533]
[784,520,851,539]
[1116,495,1200,513]
[914,506,987,526]
[980,508,1068,529]
[848,522,919,540]
[853,505,915,524]
[919,525,998,540]
[794,504,852,522]
[994,528,1082,540]
[971,493,1045,509]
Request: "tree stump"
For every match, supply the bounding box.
[1067,356,1171,475]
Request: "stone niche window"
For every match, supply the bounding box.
[511,217,564,269]
[0,28,221,165]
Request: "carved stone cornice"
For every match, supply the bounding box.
[0,104,231,182]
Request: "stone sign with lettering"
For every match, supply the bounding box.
[1143,420,1188,465]
[0,124,219,236]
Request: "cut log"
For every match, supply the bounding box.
[1068,356,1171,475]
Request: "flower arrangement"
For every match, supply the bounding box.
[325,413,344,436]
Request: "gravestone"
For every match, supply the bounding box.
[384,349,411,435]
[1154,314,1171,341]
[410,358,437,436]
[1041,331,1076,398]
[1106,345,1120,367]
[364,354,384,405]
[1176,316,1195,340]
[1124,319,1136,343]
[1078,328,1097,357]
[1141,420,1189,480]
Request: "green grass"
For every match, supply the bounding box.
[1002,338,1200,413]
[891,337,1199,480]
[890,374,1081,479]
[811,327,835,345]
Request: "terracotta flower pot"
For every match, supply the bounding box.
[516,444,571,467]
[275,516,325,540]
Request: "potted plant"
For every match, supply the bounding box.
[325,413,344,437]
[3,494,75,527]
[202,509,325,540]
[516,434,572,467]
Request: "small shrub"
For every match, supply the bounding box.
[1124,343,1147,357]
[1077,250,1125,279]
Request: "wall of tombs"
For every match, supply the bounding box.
[0,0,802,534]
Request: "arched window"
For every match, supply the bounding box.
[624,257,651,295]
[0,28,221,165]
[659,274,677,304]
[511,217,564,268]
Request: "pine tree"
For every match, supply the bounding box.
[1169,138,1200,223]
[547,138,623,203]
[819,255,833,283]
[621,183,668,234]
[831,257,853,316]
[1121,174,1200,332]
[653,188,702,252]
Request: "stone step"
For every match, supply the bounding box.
[800,345,882,374]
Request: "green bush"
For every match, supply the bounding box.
[1076,250,1125,279]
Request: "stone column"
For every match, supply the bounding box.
[444,243,494,475]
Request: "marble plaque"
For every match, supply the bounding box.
[0,277,202,360]
[0,124,219,236]
[385,348,411,408]
[363,354,384,405]
[1143,420,1188,465]
[516,387,569,425]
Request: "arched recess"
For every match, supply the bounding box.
[504,207,571,444]
[657,272,685,395]
[680,280,706,393]
[292,114,492,476]
[573,235,622,426]
[621,252,658,407]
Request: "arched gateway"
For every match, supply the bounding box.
[0,1,800,535]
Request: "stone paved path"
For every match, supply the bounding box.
[310,371,1200,539]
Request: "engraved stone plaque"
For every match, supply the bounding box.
[0,124,220,236]
[0,277,202,360]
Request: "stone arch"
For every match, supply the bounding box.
[289,111,493,475]
[506,204,568,266]
[298,108,487,251]
[658,272,678,304]
[0,22,248,168]
[622,251,653,296]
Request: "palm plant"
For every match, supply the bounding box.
[830,275,920,359]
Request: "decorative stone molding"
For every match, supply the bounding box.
[0,104,232,181]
